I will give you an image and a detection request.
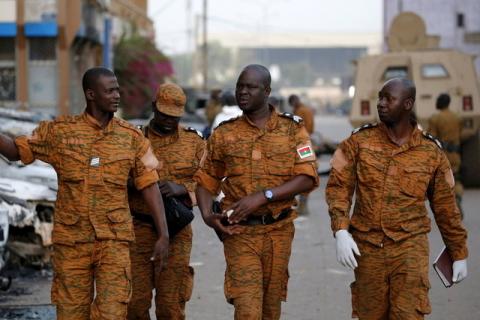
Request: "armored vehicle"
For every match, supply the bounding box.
[351,12,480,187]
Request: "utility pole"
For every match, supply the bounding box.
[202,0,208,92]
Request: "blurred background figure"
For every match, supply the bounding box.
[288,94,315,215]
[203,89,222,137]
[212,90,242,130]
[268,96,280,109]
[428,93,464,218]
[288,95,315,135]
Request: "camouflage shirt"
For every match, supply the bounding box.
[195,107,319,218]
[15,112,159,245]
[129,124,206,213]
[326,122,468,260]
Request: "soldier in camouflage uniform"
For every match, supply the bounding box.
[326,78,468,319]
[195,64,319,320]
[288,94,315,216]
[0,67,169,320]
[127,83,205,320]
[428,93,464,218]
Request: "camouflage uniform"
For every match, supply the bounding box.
[293,104,315,215]
[127,124,205,320]
[428,109,463,214]
[195,108,319,320]
[15,112,159,320]
[326,123,468,319]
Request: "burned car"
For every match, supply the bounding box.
[0,108,57,273]
[0,157,57,268]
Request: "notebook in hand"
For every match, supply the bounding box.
[433,246,453,288]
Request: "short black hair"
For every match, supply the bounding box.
[82,67,116,92]
[288,94,299,104]
[436,93,451,110]
[220,90,236,106]
[242,64,271,88]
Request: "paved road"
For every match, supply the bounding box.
[1,178,479,319]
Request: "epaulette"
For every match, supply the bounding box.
[217,116,241,128]
[117,118,142,134]
[136,125,146,135]
[279,112,303,124]
[184,126,204,139]
[422,131,443,149]
[351,123,377,135]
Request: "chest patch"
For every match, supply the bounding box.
[90,157,100,167]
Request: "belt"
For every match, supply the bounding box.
[239,209,291,226]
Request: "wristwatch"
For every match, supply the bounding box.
[263,189,274,202]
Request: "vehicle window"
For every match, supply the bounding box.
[421,64,448,78]
[383,66,408,80]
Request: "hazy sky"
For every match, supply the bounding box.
[148,0,383,55]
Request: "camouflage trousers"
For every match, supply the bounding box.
[52,240,131,320]
[127,221,193,320]
[351,233,431,320]
[223,221,295,320]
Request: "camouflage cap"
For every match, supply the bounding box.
[155,83,186,117]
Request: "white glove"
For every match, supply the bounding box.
[452,259,467,283]
[335,229,361,269]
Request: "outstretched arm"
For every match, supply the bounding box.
[0,134,20,161]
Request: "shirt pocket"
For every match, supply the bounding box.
[59,148,86,182]
[266,144,295,176]
[223,144,250,177]
[399,167,432,199]
[107,206,133,240]
[102,154,133,187]
[54,210,80,226]
[357,150,385,188]
[172,162,196,178]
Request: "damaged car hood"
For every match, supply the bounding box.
[0,178,56,203]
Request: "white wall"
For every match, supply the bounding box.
[0,0,16,22]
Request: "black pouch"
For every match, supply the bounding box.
[163,196,195,238]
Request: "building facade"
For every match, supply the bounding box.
[0,0,154,115]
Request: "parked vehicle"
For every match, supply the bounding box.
[351,12,480,186]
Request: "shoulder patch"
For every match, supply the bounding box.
[280,112,303,124]
[351,123,377,135]
[217,116,241,128]
[184,127,204,139]
[422,131,443,149]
